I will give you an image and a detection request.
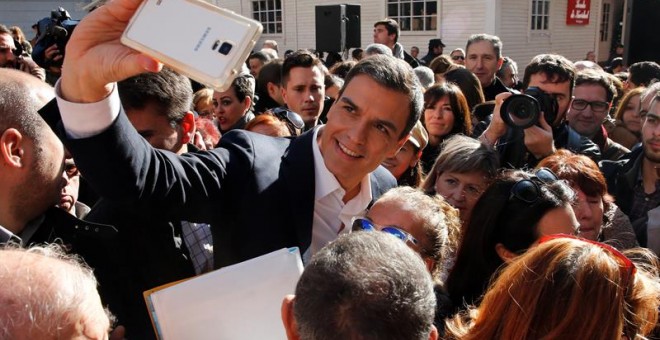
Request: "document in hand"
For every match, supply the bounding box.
[144,248,304,340]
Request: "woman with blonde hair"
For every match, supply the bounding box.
[446,236,660,340]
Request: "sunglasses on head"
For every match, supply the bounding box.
[509,167,558,204]
[351,217,419,246]
[271,107,305,136]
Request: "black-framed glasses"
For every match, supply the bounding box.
[351,217,419,246]
[451,55,465,60]
[271,107,304,136]
[571,99,609,113]
[509,167,559,203]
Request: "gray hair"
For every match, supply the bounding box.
[371,186,461,278]
[413,66,435,90]
[294,231,436,340]
[340,54,424,138]
[641,81,660,113]
[421,135,500,194]
[497,56,519,78]
[466,33,503,59]
[364,43,393,57]
[0,244,112,338]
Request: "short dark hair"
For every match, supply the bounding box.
[575,70,617,103]
[522,54,576,96]
[118,68,192,126]
[256,59,283,93]
[351,48,363,60]
[374,18,400,43]
[466,34,503,59]
[281,50,323,87]
[339,55,424,139]
[248,51,272,64]
[294,231,436,340]
[628,61,660,87]
[231,74,255,109]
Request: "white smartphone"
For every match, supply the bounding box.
[121,0,263,92]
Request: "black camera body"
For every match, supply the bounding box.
[31,7,80,68]
[500,87,558,129]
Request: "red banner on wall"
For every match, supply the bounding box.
[567,0,591,25]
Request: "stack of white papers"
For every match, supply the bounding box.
[144,248,304,339]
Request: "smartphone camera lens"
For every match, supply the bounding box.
[218,42,233,55]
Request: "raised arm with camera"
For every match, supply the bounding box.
[479,54,600,168]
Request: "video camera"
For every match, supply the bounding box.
[500,87,558,129]
[32,7,80,68]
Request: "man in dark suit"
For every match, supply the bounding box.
[47,0,423,268]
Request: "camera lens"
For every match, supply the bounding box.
[218,42,233,55]
[501,95,540,129]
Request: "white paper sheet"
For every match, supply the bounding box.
[147,248,304,340]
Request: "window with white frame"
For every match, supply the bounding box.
[530,0,550,31]
[600,3,610,41]
[252,0,282,34]
[386,0,437,32]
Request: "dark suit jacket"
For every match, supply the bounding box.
[44,103,396,269]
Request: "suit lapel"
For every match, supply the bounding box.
[281,129,316,253]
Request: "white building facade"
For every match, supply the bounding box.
[0,0,625,67]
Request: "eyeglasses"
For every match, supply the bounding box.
[571,99,610,113]
[451,55,465,60]
[509,167,558,203]
[271,107,305,136]
[351,217,419,246]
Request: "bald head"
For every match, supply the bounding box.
[0,68,54,139]
[0,245,110,339]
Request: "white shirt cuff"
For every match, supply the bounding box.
[55,80,120,139]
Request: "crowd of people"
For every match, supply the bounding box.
[2,0,660,338]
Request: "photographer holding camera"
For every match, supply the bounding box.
[478,54,601,168]
[0,24,45,81]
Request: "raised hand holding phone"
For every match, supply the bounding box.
[60,0,162,103]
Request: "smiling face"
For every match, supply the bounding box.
[424,96,455,142]
[320,74,410,191]
[566,83,610,138]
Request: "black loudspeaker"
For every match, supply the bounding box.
[623,0,660,64]
[315,4,361,52]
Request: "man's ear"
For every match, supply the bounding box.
[267,82,280,100]
[497,57,505,70]
[429,325,439,340]
[495,243,517,263]
[281,295,299,340]
[179,112,195,145]
[281,85,289,105]
[0,128,25,168]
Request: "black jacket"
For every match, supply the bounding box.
[601,147,645,244]
[496,122,601,169]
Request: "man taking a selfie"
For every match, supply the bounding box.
[41,0,422,268]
